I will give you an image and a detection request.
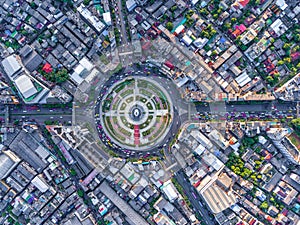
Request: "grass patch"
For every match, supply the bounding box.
[100,54,110,65]
[288,133,300,150]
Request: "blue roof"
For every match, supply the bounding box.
[5,30,11,36]
[220,37,226,43]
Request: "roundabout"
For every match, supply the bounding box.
[97,76,174,151]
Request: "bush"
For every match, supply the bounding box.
[83,0,91,5]
[166,22,174,31]
[77,189,84,198]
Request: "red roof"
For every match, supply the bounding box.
[266,216,273,222]
[164,61,175,70]
[42,63,52,73]
[232,29,242,38]
[236,24,247,32]
[282,209,288,216]
[249,218,256,225]
[239,0,250,7]
[291,52,300,61]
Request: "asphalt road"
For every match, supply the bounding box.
[195,101,296,113]
[116,0,128,44]
[0,105,72,124]
[175,170,215,225]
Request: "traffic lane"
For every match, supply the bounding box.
[115,0,127,44]
[195,102,297,113]
[175,171,215,225]
[10,114,72,124]
[10,106,72,115]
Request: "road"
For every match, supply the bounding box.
[195,101,296,113]
[0,105,72,124]
[116,0,128,44]
[175,170,215,225]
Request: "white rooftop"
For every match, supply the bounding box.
[31,176,49,193]
[182,35,193,46]
[276,0,288,10]
[161,181,178,202]
[103,12,111,25]
[174,25,185,34]
[79,57,93,71]
[15,75,38,99]
[78,4,105,33]
[1,55,21,77]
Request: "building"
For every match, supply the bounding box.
[19,45,43,72]
[235,72,251,87]
[160,180,178,202]
[14,74,38,99]
[276,0,288,10]
[70,57,94,85]
[31,176,49,193]
[270,19,287,36]
[78,4,106,34]
[274,181,297,205]
[181,35,193,46]
[99,181,148,225]
[201,179,236,214]
[193,37,208,49]
[126,0,137,12]
[153,211,175,225]
[174,25,185,36]
[269,132,300,165]
[1,55,22,77]
[190,130,213,149]
[103,12,111,26]
[0,150,20,179]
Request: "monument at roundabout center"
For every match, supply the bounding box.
[98,76,174,151]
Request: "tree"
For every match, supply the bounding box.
[171,5,177,12]
[211,50,218,56]
[224,22,232,30]
[277,60,284,66]
[44,68,69,83]
[83,0,91,5]
[260,201,268,210]
[77,189,84,198]
[283,57,291,64]
[70,168,77,176]
[166,22,174,31]
[231,18,237,23]
[211,29,217,36]
[283,43,291,50]
[199,8,209,16]
[294,33,300,42]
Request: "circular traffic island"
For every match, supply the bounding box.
[98,76,173,152]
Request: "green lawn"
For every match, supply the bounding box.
[288,133,300,150]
